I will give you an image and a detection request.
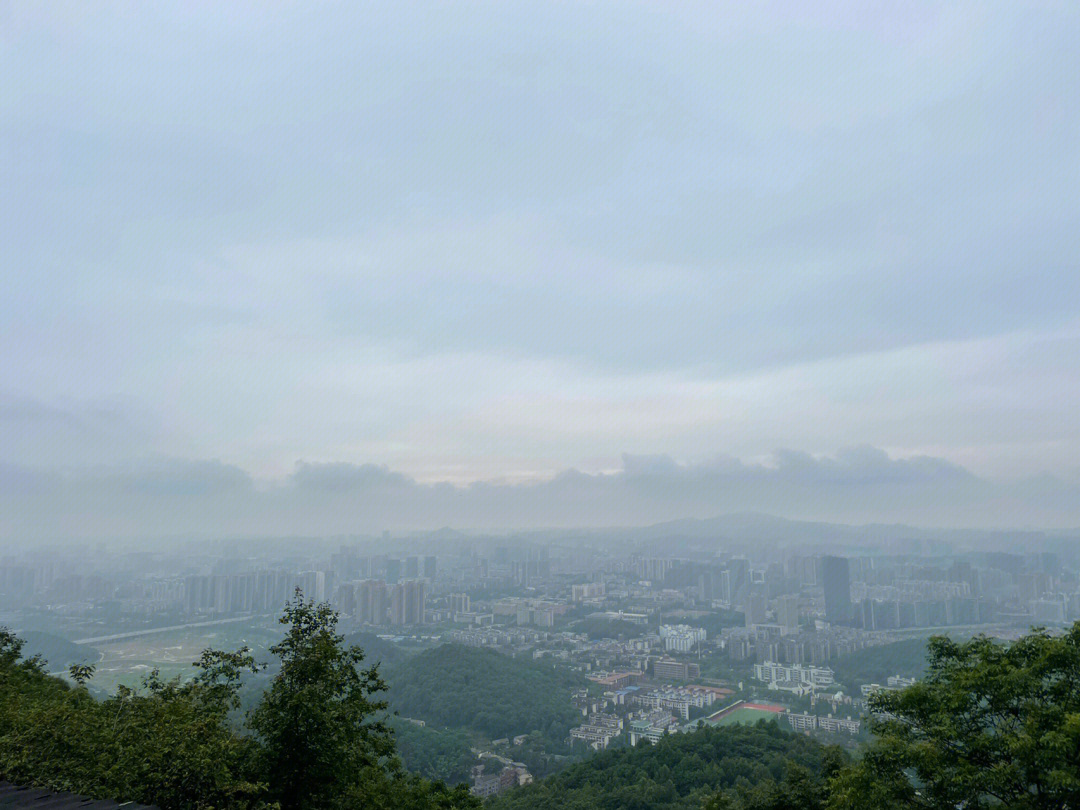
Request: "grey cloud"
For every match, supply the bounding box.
[102,459,254,497]
[3,3,1079,497]
[769,447,976,485]
[621,447,975,486]
[620,454,685,477]
[0,392,163,469]
[2,448,1077,542]
[0,462,59,497]
[290,462,413,493]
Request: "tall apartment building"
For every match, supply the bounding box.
[821,556,852,624]
[450,592,471,617]
[384,558,401,584]
[358,579,388,625]
[388,580,427,625]
[637,558,670,583]
[777,594,800,632]
[571,582,605,602]
[744,592,768,626]
[405,579,426,624]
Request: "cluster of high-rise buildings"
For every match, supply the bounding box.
[183,570,327,614]
[336,578,428,625]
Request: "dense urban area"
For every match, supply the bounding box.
[3,515,1077,802]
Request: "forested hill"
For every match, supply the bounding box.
[14,630,98,670]
[830,638,929,692]
[342,631,414,667]
[385,644,586,740]
[490,723,839,810]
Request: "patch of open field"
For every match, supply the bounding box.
[87,621,280,694]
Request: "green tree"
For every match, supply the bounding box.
[829,624,1080,810]
[2,604,481,810]
[249,590,396,810]
[0,627,270,810]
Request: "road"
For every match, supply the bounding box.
[73,615,272,645]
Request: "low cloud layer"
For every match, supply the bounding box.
[3,4,1080,492]
[3,447,1077,542]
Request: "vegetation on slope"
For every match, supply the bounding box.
[830,637,929,692]
[343,631,415,667]
[386,645,586,741]
[491,722,840,810]
[828,626,1080,809]
[5,600,1078,810]
[0,593,479,810]
[13,630,99,670]
[390,718,477,787]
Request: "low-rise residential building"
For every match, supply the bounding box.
[754,661,834,691]
[630,685,718,720]
[569,713,624,750]
[652,657,701,681]
[817,715,861,734]
[785,712,861,735]
[628,709,678,745]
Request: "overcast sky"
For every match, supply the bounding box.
[3,2,1080,535]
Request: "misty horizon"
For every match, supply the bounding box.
[4,444,1080,540]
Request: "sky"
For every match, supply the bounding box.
[2,2,1080,536]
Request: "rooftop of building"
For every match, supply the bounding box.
[0,782,158,810]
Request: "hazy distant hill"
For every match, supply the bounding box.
[621,511,1054,553]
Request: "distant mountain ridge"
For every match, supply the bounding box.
[544,511,1068,552]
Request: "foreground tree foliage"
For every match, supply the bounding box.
[0,591,479,810]
[6,615,1079,810]
[830,624,1080,810]
[250,597,396,810]
[707,623,1080,810]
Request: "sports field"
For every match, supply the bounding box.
[702,700,786,728]
[711,706,782,726]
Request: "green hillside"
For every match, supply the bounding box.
[343,631,415,667]
[386,644,586,740]
[831,638,929,692]
[491,724,838,810]
[390,718,477,787]
[16,630,99,671]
